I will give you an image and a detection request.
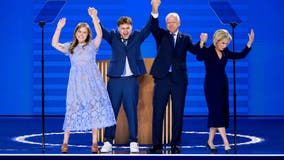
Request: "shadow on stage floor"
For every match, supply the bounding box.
[0,116,283,159]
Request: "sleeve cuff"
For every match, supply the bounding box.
[151,12,158,18]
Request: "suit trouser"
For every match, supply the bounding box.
[104,76,139,143]
[152,73,187,146]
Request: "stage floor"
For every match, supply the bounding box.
[0,116,283,155]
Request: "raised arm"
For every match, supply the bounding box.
[151,0,161,14]
[134,0,161,43]
[199,32,208,48]
[150,0,164,42]
[228,29,255,59]
[88,7,102,50]
[51,18,68,53]
[246,29,254,48]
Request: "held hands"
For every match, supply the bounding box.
[151,0,161,7]
[247,29,254,48]
[200,33,208,43]
[200,32,208,47]
[57,18,66,30]
[151,0,161,13]
[88,7,99,20]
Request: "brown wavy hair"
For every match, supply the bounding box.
[69,22,92,54]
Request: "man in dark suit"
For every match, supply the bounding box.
[149,0,207,154]
[99,3,153,153]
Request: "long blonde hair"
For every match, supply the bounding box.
[69,22,92,54]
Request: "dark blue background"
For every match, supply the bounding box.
[0,0,283,116]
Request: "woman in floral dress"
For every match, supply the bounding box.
[51,7,116,153]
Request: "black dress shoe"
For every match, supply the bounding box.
[148,144,163,153]
[206,143,217,154]
[171,145,180,154]
[225,148,231,154]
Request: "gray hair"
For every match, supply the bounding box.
[165,12,180,22]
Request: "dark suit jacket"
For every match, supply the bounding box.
[100,16,152,78]
[150,16,201,84]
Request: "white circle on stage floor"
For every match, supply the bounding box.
[13,131,264,149]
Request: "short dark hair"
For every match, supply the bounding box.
[117,16,132,26]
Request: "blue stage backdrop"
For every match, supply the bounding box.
[0,0,283,116]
